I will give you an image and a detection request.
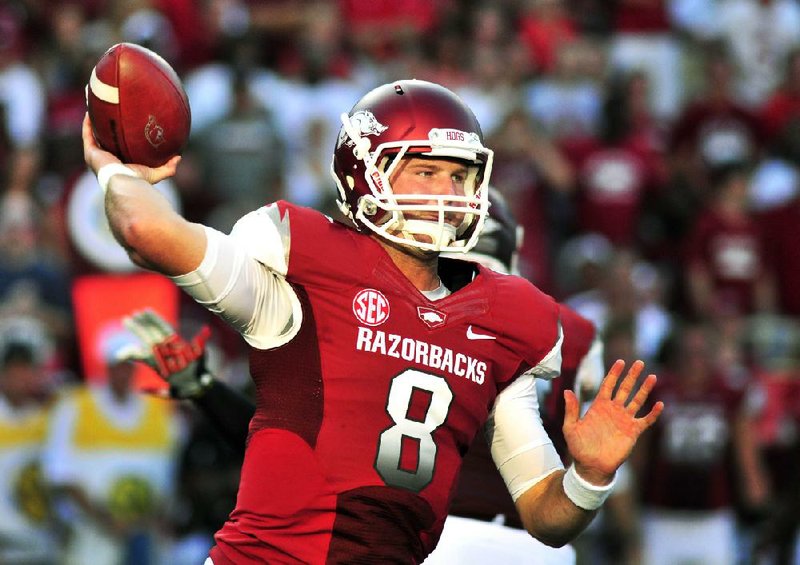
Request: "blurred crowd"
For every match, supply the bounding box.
[1,0,800,563]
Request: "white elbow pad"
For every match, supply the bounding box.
[172,226,301,349]
[486,374,564,501]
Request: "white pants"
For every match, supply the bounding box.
[642,508,736,565]
[423,515,576,565]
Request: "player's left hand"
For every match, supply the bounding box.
[562,359,663,485]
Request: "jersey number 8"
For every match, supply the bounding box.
[375,370,454,492]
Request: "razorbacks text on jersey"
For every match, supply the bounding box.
[209,202,562,564]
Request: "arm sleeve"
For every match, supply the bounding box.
[193,379,256,457]
[485,374,564,502]
[171,223,303,349]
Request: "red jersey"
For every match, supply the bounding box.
[541,306,598,460]
[639,372,746,511]
[564,136,665,246]
[210,203,561,564]
[684,208,766,315]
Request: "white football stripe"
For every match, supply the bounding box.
[89,67,119,104]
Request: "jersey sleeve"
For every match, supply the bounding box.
[171,207,302,350]
[494,276,564,383]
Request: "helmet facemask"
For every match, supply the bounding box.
[333,112,494,254]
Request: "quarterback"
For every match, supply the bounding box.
[83,79,662,564]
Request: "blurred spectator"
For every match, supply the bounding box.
[117,0,179,68]
[186,68,285,232]
[565,248,672,364]
[607,0,684,121]
[487,107,575,292]
[760,47,800,144]
[338,0,446,63]
[668,46,765,197]
[561,70,668,249]
[36,3,100,182]
[758,192,800,318]
[746,315,800,564]
[633,321,769,565]
[0,3,45,198]
[41,329,182,565]
[0,340,58,564]
[525,37,606,141]
[683,163,776,320]
[750,47,800,212]
[747,122,800,213]
[555,232,614,300]
[517,0,577,76]
[0,193,72,359]
[717,0,800,107]
[456,42,520,139]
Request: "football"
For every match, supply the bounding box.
[87,43,191,167]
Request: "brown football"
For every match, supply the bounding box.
[87,43,191,167]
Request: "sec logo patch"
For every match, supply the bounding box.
[353,289,390,326]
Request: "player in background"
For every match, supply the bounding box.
[426,189,605,564]
[83,78,662,564]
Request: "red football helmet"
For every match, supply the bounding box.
[331,79,493,253]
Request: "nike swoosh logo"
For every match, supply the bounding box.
[466,325,496,340]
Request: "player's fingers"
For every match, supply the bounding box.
[82,113,120,172]
[626,373,657,414]
[141,309,176,340]
[562,390,579,430]
[118,351,149,363]
[614,360,645,404]
[138,310,174,343]
[133,155,181,185]
[597,359,625,400]
[638,401,664,430]
[191,326,211,354]
[123,314,156,346]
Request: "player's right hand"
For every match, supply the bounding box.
[82,114,180,185]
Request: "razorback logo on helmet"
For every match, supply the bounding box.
[337,110,387,149]
[353,289,390,326]
[417,306,447,328]
[144,115,166,148]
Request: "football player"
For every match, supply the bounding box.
[83,79,662,564]
[120,189,604,564]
